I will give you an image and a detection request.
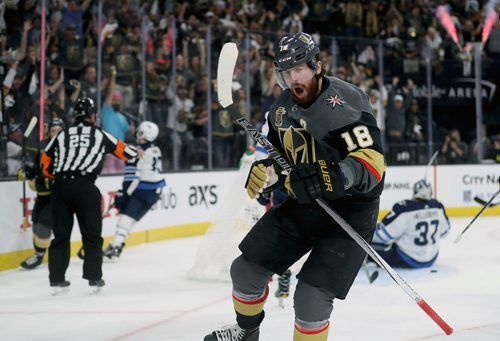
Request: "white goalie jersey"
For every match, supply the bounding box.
[123,144,166,195]
[373,199,450,265]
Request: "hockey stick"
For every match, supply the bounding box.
[425,151,439,178]
[362,258,379,284]
[217,42,453,335]
[473,196,499,207]
[455,177,500,243]
[21,116,38,230]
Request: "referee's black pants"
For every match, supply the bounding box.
[49,177,103,283]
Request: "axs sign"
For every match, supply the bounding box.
[188,185,218,208]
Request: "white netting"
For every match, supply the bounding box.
[187,151,267,282]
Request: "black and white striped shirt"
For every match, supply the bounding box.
[42,123,137,180]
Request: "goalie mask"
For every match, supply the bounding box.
[274,32,320,89]
[136,121,159,143]
[413,179,432,201]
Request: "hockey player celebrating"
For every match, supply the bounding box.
[205,32,385,341]
[103,121,166,260]
[371,179,450,268]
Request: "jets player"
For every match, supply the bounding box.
[205,32,385,341]
[372,179,450,268]
[103,121,166,260]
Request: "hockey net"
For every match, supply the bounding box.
[187,149,267,282]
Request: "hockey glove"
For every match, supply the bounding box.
[17,165,36,181]
[245,158,285,199]
[113,190,126,210]
[285,160,345,204]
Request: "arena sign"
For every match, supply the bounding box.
[412,78,497,103]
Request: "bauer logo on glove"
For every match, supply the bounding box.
[317,160,333,192]
[286,160,345,204]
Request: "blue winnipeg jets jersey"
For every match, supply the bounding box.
[123,143,166,195]
[373,199,450,265]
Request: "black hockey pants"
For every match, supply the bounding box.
[48,176,103,282]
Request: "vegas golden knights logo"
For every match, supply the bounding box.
[219,110,231,128]
[279,127,316,165]
[275,107,286,127]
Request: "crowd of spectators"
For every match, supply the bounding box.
[1,0,500,177]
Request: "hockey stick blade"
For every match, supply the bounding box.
[473,196,499,207]
[369,271,379,283]
[217,42,238,108]
[24,116,38,139]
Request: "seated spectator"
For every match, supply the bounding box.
[406,99,425,143]
[469,125,492,162]
[486,134,500,163]
[441,129,468,164]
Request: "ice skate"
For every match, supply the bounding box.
[204,324,259,341]
[50,280,70,296]
[275,269,291,308]
[20,252,45,270]
[89,279,105,294]
[103,243,124,262]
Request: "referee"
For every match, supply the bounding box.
[41,98,140,294]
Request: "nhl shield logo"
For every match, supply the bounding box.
[275,107,286,127]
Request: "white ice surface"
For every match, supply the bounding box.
[1,216,499,341]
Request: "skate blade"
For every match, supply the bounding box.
[51,287,70,296]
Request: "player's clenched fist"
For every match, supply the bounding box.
[285,160,346,204]
[245,159,283,199]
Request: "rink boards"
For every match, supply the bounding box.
[0,164,499,271]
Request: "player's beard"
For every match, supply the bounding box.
[290,75,320,107]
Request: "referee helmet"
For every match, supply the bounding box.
[74,98,97,119]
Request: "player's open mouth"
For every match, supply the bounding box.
[293,87,305,96]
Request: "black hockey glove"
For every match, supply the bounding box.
[285,160,345,204]
[113,190,127,210]
[245,158,285,199]
[17,165,36,181]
